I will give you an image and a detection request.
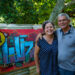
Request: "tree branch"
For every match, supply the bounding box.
[65,1,75,8]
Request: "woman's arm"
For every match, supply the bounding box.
[34,42,40,73]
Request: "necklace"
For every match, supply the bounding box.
[43,35,54,44]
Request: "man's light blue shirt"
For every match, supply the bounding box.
[56,25,75,71]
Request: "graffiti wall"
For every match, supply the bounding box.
[0,28,42,74]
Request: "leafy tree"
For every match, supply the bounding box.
[49,0,75,26]
[0,0,74,24]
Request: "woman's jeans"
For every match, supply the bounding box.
[58,67,75,75]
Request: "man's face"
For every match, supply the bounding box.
[58,16,70,29]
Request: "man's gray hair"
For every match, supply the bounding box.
[58,13,70,20]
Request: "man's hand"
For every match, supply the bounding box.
[35,33,42,43]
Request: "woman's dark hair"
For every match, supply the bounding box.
[42,20,55,30]
[42,20,57,38]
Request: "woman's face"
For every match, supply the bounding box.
[44,23,54,35]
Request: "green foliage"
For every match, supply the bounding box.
[0,0,74,24]
[65,0,71,3]
[0,0,18,23]
[0,0,56,24]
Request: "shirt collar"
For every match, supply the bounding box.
[60,25,73,34]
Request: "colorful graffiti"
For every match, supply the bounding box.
[0,29,42,74]
[0,29,42,64]
[2,34,34,64]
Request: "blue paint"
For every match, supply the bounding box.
[2,35,34,64]
[9,47,15,63]
[25,41,33,56]
[2,39,9,64]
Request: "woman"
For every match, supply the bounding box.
[34,21,58,75]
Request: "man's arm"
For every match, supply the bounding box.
[35,33,45,43]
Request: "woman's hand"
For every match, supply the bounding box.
[36,66,40,74]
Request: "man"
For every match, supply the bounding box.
[57,13,75,75]
[36,13,75,75]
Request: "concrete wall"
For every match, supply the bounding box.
[0,24,41,75]
[4,66,38,75]
[0,24,42,29]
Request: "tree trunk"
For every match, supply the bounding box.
[49,0,75,23]
[49,0,64,23]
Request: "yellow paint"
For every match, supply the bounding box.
[0,32,5,46]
